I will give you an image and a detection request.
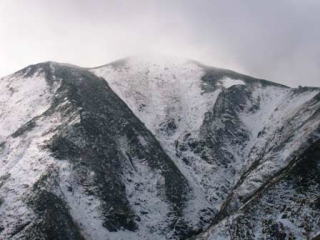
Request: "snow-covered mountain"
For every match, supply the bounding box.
[0,56,319,240]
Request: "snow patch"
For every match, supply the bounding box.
[0,112,62,238]
[0,69,57,138]
[219,77,245,88]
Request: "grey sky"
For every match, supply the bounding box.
[1,0,319,87]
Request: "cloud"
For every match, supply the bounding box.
[0,0,319,87]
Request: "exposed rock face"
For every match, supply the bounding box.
[199,140,320,240]
[0,56,319,239]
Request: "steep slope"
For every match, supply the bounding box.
[92,56,320,239]
[199,139,320,240]
[0,56,319,240]
[0,62,210,240]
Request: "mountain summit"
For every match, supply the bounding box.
[0,57,320,239]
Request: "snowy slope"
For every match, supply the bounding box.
[0,62,208,240]
[92,55,320,239]
[0,65,72,239]
[0,56,319,240]
[92,56,216,140]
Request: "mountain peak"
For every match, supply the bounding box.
[1,58,320,239]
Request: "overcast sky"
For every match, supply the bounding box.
[1,0,319,87]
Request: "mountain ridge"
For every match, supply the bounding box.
[0,57,320,239]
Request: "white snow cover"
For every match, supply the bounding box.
[118,135,172,239]
[92,55,221,211]
[0,112,64,239]
[92,55,216,139]
[92,56,320,239]
[0,69,55,138]
[0,57,320,240]
[219,77,245,88]
[236,88,320,200]
[56,161,111,240]
[0,66,64,238]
